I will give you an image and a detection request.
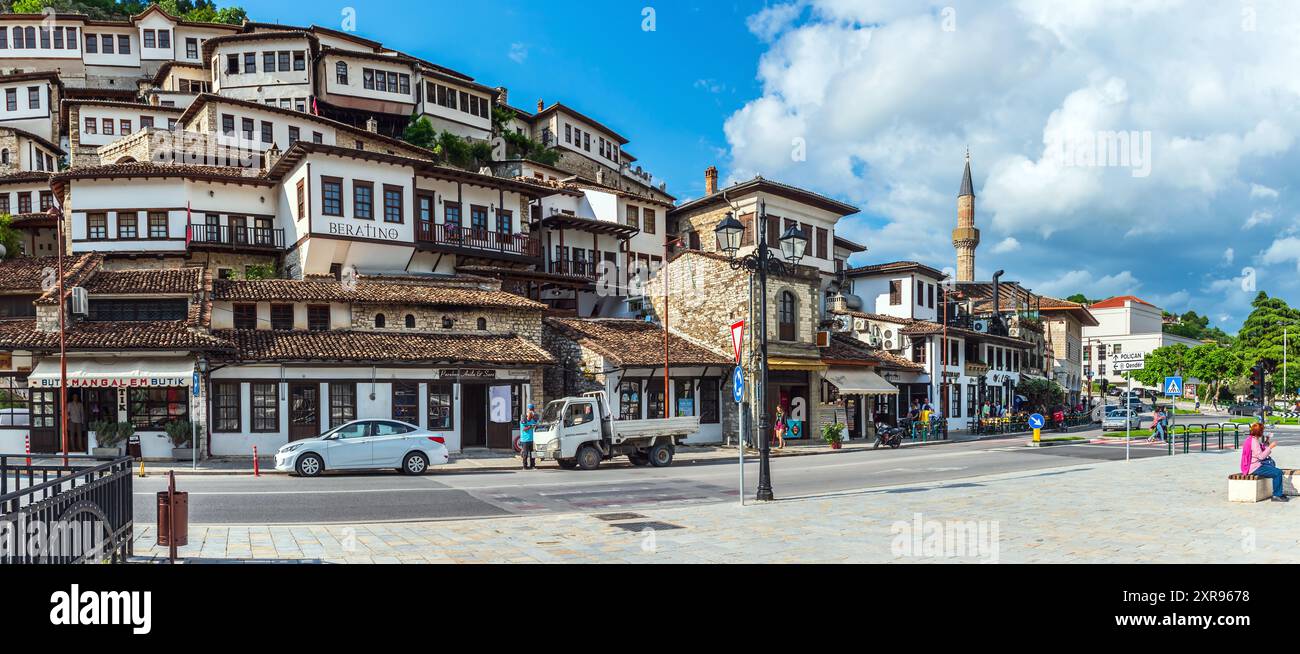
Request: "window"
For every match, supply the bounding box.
[140,115,153,129]
[213,383,241,433]
[374,313,386,328]
[625,205,639,230]
[363,69,374,90]
[143,29,155,49]
[428,383,454,430]
[307,305,330,331]
[27,86,38,109]
[889,280,902,306]
[186,37,198,59]
[262,51,276,72]
[444,202,460,228]
[312,131,323,144]
[646,383,665,420]
[817,228,829,259]
[496,208,512,236]
[274,51,287,73]
[293,51,305,71]
[618,381,641,420]
[383,185,403,223]
[476,317,487,331]
[335,61,348,85]
[914,339,927,365]
[321,177,343,216]
[251,382,279,432]
[260,120,273,143]
[917,281,925,306]
[928,284,935,309]
[287,126,299,144]
[296,180,305,219]
[233,303,257,329]
[117,212,137,239]
[158,29,169,49]
[778,291,797,341]
[244,52,256,73]
[328,383,356,428]
[128,388,188,431]
[101,118,113,136]
[221,114,235,136]
[17,193,30,214]
[38,191,50,211]
[52,27,61,49]
[226,54,238,74]
[470,205,489,233]
[584,133,591,151]
[353,181,373,220]
[39,27,49,49]
[241,117,254,141]
[643,208,656,235]
[404,314,415,329]
[87,213,108,240]
[120,119,131,135]
[565,124,572,144]
[392,382,418,423]
[148,212,168,238]
[117,35,129,54]
[700,379,720,424]
[65,27,75,48]
[270,304,294,331]
[674,379,695,417]
[6,89,16,112]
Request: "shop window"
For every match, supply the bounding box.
[128,388,189,431]
[618,381,641,420]
[427,383,454,430]
[213,383,241,432]
[646,382,665,419]
[700,379,720,424]
[328,383,356,429]
[392,382,418,423]
[30,389,56,428]
[251,383,279,432]
[0,375,29,426]
[674,379,695,417]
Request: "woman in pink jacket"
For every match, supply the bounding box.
[1242,423,1288,502]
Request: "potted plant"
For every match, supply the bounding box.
[90,421,122,458]
[822,422,846,450]
[165,419,194,461]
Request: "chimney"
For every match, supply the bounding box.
[537,99,545,112]
[596,169,605,185]
[365,116,379,133]
[705,166,718,195]
[495,86,508,106]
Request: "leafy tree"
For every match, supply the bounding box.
[4,0,245,24]
[237,263,276,280]
[1233,291,1300,400]
[1066,294,1099,305]
[1129,343,1192,388]
[1015,377,1065,413]
[402,114,436,150]
[0,214,22,259]
[1185,343,1246,406]
[1163,309,1232,344]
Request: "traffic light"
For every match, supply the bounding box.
[1250,362,1267,405]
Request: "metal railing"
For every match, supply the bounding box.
[904,419,949,442]
[416,221,541,258]
[1167,423,1245,455]
[188,224,285,249]
[0,454,134,564]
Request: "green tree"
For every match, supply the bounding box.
[1129,343,1192,387]
[5,0,245,24]
[1066,294,1098,305]
[1185,343,1246,406]
[1233,291,1300,400]
[402,114,436,150]
[1015,377,1065,413]
[0,214,22,259]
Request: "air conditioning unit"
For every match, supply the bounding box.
[70,287,88,316]
[972,319,990,333]
[854,318,867,331]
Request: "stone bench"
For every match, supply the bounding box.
[1228,469,1300,502]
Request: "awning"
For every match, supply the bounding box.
[824,367,897,395]
[767,357,829,372]
[27,357,195,389]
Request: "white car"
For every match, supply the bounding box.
[275,419,450,477]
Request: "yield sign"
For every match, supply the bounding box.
[731,320,746,364]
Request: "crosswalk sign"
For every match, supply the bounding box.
[1163,376,1183,398]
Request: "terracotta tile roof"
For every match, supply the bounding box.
[822,334,923,371]
[81,268,204,295]
[900,319,1035,349]
[213,329,553,365]
[0,320,232,352]
[545,318,731,368]
[0,254,96,293]
[51,163,270,184]
[35,254,103,305]
[829,309,911,325]
[212,279,546,310]
[844,260,946,279]
[1088,295,1156,310]
[0,170,53,186]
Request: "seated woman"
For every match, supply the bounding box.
[1242,422,1288,502]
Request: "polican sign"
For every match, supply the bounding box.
[1111,352,1146,372]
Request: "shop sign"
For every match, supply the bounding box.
[439,369,497,380]
[29,376,189,389]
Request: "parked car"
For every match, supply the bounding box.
[1228,402,1269,417]
[275,419,451,477]
[1102,408,1148,432]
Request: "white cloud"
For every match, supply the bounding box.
[746,2,805,42]
[1251,183,1280,200]
[1244,210,1273,229]
[508,43,528,64]
[1030,269,1141,300]
[990,237,1021,254]
[694,79,728,94]
[1262,236,1300,272]
[1223,247,1235,265]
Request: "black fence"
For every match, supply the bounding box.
[0,455,134,564]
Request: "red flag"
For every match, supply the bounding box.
[185,201,192,247]
[311,96,319,116]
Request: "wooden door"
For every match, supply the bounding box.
[29,389,59,453]
[461,384,485,448]
[485,384,516,449]
[288,383,320,442]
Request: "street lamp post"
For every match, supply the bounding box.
[715,200,807,502]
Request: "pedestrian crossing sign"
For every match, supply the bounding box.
[1163,376,1183,398]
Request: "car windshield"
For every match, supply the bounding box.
[540,401,565,428]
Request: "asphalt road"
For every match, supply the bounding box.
[133,430,1239,525]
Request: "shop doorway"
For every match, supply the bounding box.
[462,384,486,448]
[462,383,521,449]
[765,372,810,441]
[29,388,59,453]
[288,383,320,442]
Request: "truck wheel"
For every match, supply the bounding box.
[627,452,650,467]
[649,444,674,467]
[556,459,578,470]
[576,445,601,471]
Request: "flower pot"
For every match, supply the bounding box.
[829,441,842,450]
[172,448,195,462]
[92,447,122,459]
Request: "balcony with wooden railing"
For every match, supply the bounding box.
[548,259,600,280]
[415,221,541,260]
[187,224,285,250]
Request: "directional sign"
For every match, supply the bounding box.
[1112,352,1146,372]
[1028,413,1045,430]
[732,366,745,404]
[730,320,746,365]
[1164,376,1183,398]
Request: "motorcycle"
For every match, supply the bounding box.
[874,423,904,449]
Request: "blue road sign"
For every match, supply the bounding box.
[733,366,745,404]
[193,371,200,397]
[1164,376,1183,398]
[1028,413,1045,430]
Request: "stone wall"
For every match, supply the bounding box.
[0,129,21,174]
[540,322,605,402]
[350,305,543,342]
[672,206,732,254]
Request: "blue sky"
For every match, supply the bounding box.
[231,0,1300,333]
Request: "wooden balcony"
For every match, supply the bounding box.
[187,224,285,250]
[415,221,541,261]
[548,259,599,280]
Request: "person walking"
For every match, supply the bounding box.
[1147,407,1166,443]
[773,405,788,449]
[519,404,538,470]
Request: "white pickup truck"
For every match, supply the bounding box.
[532,392,700,470]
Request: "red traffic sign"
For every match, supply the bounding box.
[731,320,745,365]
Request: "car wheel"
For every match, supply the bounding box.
[557,459,578,469]
[627,452,650,467]
[402,452,429,476]
[649,443,674,467]
[296,453,324,477]
[576,445,601,471]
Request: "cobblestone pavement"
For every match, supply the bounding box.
[132,448,1298,563]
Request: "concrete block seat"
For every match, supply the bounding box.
[1228,469,1300,502]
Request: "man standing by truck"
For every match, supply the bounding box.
[520,404,538,470]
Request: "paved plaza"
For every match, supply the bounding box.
[132,446,1298,564]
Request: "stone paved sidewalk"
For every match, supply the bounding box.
[131,447,1299,564]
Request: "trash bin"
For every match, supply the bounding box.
[126,434,142,460]
[156,490,188,547]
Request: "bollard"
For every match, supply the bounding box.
[253,445,260,477]
[24,434,30,467]
[138,458,147,478]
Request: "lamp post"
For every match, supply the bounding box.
[715,200,807,502]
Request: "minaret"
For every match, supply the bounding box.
[952,150,979,282]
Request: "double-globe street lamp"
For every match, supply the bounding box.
[714,200,808,502]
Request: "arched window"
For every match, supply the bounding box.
[404,314,415,329]
[374,313,386,328]
[335,61,349,85]
[441,317,454,329]
[778,291,796,341]
[476,317,487,331]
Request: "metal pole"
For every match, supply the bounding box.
[56,195,68,467]
[756,200,774,502]
[1125,373,1130,462]
[663,238,671,420]
[738,395,745,508]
